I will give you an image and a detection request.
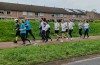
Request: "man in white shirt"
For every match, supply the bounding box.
[54,19,60,41]
[68,19,75,40]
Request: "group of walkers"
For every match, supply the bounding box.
[54,19,89,42]
[14,17,35,45]
[14,17,90,45]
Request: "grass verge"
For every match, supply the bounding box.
[0,39,100,65]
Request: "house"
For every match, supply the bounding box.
[0,2,100,21]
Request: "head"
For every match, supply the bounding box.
[19,20,23,24]
[24,17,28,21]
[54,19,57,23]
[41,18,44,22]
[15,19,18,22]
[61,19,65,23]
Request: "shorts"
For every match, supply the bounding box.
[16,31,20,37]
[55,30,59,34]
[66,29,68,32]
[62,31,66,33]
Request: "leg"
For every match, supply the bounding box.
[21,33,26,44]
[41,30,46,42]
[28,30,35,40]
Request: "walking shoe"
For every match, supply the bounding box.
[51,39,52,41]
[14,41,17,43]
[60,40,63,42]
[70,38,73,41]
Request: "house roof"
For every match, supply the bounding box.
[0,2,85,15]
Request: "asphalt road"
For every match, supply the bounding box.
[62,57,100,65]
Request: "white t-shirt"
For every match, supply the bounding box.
[54,22,60,30]
[64,22,68,29]
[61,23,66,31]
[41,21,45,30]
[68,22,74,29]
[78,22,83,29]
[45,24,50,31]
[84,23,89,28]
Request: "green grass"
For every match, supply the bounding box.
[0,39,100,65]
[0,19,100,42]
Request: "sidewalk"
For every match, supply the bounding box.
[0,36,100,49]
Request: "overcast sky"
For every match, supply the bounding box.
[0,0,100,12]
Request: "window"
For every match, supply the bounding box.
[23,12,27,15]
[60,14,63,17]
[0,10,4,14]
[28,12,33,16]
[35,12,39,16]
[39,13,44,16]
[55,14,60,17]
[64,15,67,17]
[7,11,11,15]
[52,14,54,17]
[35,13,44,17]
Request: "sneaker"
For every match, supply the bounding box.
[66,38,69,39]
[60,40,63,42]
[70,38,73,40]
[51,39,52,41]
[14,41,17,43]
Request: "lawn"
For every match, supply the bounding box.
[0,19,100,42]
[0,39,100,65]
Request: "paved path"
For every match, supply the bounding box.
[0,36,100,49]
[63,57,100,65]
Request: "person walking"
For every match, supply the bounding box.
[68,19,75,40]
[19,20,27,45]
[78,20,83,38]
[54,19,60,41]
[64,20,69,39]
[14,19,21,43]
[41,18,46,42]
[45,21,52,42]
[60,19,66,42]
[24,17,35,41]
[83,21,89,38]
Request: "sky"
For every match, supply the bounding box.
[0,0,100,12]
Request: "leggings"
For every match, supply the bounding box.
[45,31,51,42]
[26,30,35,40]
[69,29,73,38]
[21,33,26,44]
[41,30,46,41]
[84,29,89,38]
[79,29,82,37]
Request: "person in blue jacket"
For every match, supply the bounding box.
[24,17,36,41]
[19,20,27,45]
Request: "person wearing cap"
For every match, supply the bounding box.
[14,19,21,43]
[24,17,35,41]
